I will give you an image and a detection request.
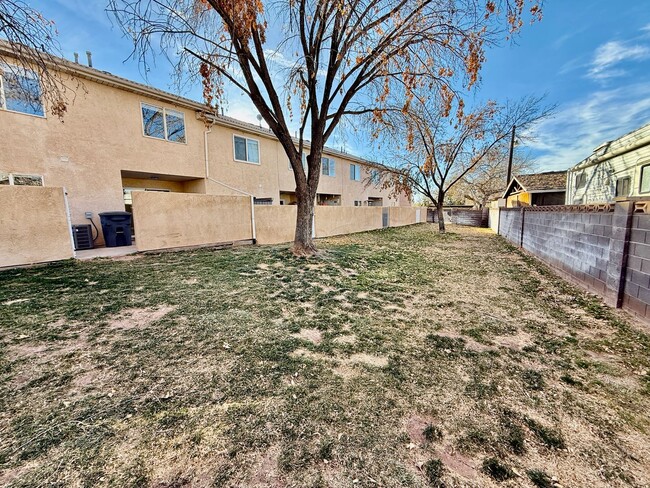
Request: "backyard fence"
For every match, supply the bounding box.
[1,186,423,268]
[495,199,650,322]
[0,186,74,268]
[427,207,489,227]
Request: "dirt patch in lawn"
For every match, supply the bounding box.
[2,224,650,487]
[291,328,323,345]
[108,305,176,330]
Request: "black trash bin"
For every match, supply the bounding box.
[99,211,133,247]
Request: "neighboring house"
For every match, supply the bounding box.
[501,171,567,208]
[566,122,650,204]
[1,44,409,244]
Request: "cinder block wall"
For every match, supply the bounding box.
[497,202,650,323]
[521,211,612,295]
[499,209,522,244]
[624,214,650,317]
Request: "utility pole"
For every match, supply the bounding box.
[506,125,516,186]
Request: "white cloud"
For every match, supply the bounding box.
[526,83,650,171]
[588,40,650,79]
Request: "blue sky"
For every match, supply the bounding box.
[30,0,650,172]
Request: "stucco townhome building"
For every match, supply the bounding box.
[1,46,409,245]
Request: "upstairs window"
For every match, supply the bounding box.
[370,169,381,185]
[322,157,336,177]
[234,135,260,164]
[0,64,44,116]
[289,153,308,172]
[0,172,44,186]
[615,176,631,197]
[575,172,587,189]
[640,165,650,193]
[141,103,186,143]
[350,163,361,181]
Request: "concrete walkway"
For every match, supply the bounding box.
[75,245,138,260]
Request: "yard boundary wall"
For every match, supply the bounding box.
[427,207,488,227]
[496,199,650,323]
[0,186,75,268]
[1,190,421,269]
[132,192,422,250]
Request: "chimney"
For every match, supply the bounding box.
[86,51,93,68]
[73,52,79,63]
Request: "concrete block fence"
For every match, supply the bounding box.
[496,199,650,323]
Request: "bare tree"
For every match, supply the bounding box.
[447,146,536,208]
[378,95,553,232]
[109,0,542,255]
[0,1,70,117]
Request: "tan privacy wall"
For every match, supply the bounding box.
[0,186,73,267]
[132,192,253,252]
[315,206,383,238]
[389,207,420,227]
[255,206,297,245]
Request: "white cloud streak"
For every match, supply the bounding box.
[588,40,650,80]
[527,83,650,171]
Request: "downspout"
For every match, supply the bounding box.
[202,114,256,243]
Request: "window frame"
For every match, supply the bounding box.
[140,102,187,144]
[639,164,650,194]
[322,156,336,177]
[0,171,45,186]
[350,163,361,181]
[575,172,587,190]
[370,169,381,186]
[615,176,631,198]
[0,63,45,118]
[233,134,261,165]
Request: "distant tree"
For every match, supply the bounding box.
[0,1,69,118]
[447,147,536,208]
[378,95,552,232]
[109,0,542,255]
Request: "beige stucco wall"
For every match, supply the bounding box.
[132,192,253,251]
[489,206,500,233]
[315,207,383,238]
[2,59,410,254]
[389,207,418,227]
[0,186,73,267]
[255,206,297,245]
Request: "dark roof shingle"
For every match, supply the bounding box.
[516,171,567,191]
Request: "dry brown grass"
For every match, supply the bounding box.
[1,224,650,487]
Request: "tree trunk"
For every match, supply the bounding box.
[437,202,446,233]
[293,186,316,256]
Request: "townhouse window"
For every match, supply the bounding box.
[350,163,361,181]
[615,176,631,197]
[640,164,650,193]
[0,64,44,116]
[575,172,586,189]
[234,135,260,164]
[354,200,363,206]
[322,157,336,177]
[370,169,381,185]
[141,103,186,143]
[0,172,44,186]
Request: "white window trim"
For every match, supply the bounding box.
[233,134,261,165]
[350,163,361,181]
[1,171,45,186]
[322,156,336,177]
[639,163,650,194]
[0,63,46,119]
[140,102,187,144]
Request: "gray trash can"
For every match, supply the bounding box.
[99,211,133,247]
